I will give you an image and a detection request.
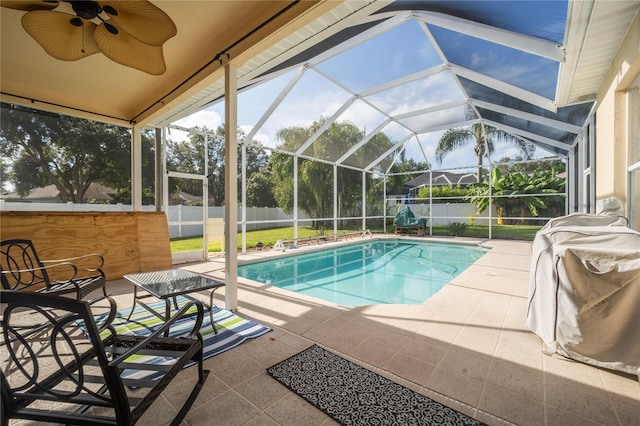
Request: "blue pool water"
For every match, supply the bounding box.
[238,240,488,306]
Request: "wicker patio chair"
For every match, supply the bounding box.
[1,290,209,425]
[0,239,107,300]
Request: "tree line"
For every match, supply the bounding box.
[1,102,562,228]
[0,104,427,227]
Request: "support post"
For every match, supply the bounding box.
[154,129,163,212]
[162,128,169,216]
[224,63,238,311]
[241,143,247,254]
[293,155,298,241]
[383,177,387,233]
[203,134,209,260]
[334,163,338,236]
[131,126,142,211]
[362,170,366,230]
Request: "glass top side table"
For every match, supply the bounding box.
[124,269,225,334]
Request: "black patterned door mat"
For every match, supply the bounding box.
[267,344,485,426]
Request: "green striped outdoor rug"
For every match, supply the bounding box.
[79,296,271,378]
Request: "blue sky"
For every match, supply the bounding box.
[173,2,567,173]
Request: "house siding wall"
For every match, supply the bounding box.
[595,11,640,213]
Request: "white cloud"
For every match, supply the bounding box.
[252,132,270,146]
[239,124,252,137]
[370,72,462,116]
[470,52,484,69]
[173,109,222,130]
[391,53,404,74]
[239,125,269,146]
[254,82,349,147]
[339,100,386,130]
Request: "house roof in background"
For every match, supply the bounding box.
[401,171,478,195]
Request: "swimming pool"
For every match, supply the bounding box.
[238,240,488,307]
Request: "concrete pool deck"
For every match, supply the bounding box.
[78,236,639,425]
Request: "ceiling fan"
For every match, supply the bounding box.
[1,0,177,75]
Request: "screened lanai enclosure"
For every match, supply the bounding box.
[2,0,638,252]
[3,2,640,423]
[154,0,599,251]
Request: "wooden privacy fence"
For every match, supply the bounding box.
[0,211,172,280]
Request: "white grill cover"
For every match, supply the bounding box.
[526,213,640,374]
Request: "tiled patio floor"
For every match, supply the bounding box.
[9,236,640,425]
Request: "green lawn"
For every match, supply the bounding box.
[171,226,357,252]
[170,224,541,252]
[427,224,542,240]
[373,224,541,240]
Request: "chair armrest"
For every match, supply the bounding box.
[108,301,204,367]
[41,253,105,273]
[1,262,79,288]
[87,295,118,333]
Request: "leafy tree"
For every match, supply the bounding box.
[270,149,295,213]
[270,118,394,228]
[417,185,472,203]
[246,168,277,207]
[0,157,12,193]
[366,152,429,222]
[0,103,154,203]
[494,155,566,175]
[466,166,565,224]
[166,125,271,206]
[385,151,430,195]
[435,123,536,182]
[108,131,157,205]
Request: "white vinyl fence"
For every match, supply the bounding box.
[388,202,499,226]
[165,205,311,238]
[1,200,496,238]
[0,201,309,238]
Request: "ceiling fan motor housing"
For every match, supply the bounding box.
[68,1,118,34]
[69,1,102,20]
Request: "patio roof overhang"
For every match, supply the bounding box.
[0,1,333,125]
[2,1,639,172]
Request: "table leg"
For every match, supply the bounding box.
[127,285,167,328]
[127,286,139,321]
[209,289,217,335]
[180,293,217,334]
[164,299,172,337]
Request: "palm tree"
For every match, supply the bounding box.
[435,123,535,182]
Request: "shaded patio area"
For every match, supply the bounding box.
[91,237,638,426]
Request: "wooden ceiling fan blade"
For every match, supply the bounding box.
[94,22,166,75]
[1,1,58,11]
[21,10,99,61]
[98,0,176,46]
